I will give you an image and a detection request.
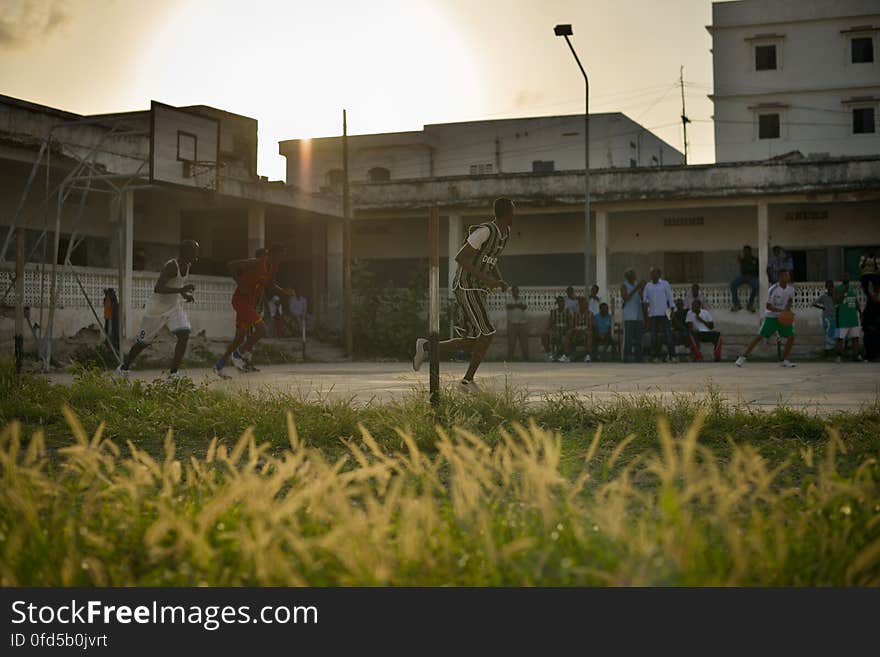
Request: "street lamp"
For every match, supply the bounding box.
[554,23,591,294]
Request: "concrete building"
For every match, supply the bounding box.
[0,94,341,348]
[710,0,880,162]
[279,113,684,194]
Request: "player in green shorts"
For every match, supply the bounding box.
[735,269,796,368]
[834,272,863,362]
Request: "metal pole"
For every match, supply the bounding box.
[342,109,353,358]
[563,34,591,293]
[14,227,24,372]
[428,205,440,407]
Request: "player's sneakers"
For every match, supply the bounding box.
[735,356,746,367]
[545,353,556,362]
[167,371,187,382]
[583,354,591,363]
[412,338,428,372]
[780,360,796,368]
[231,349,247,372]
[113,364,130,379]
[558,354,570,363]
[213,359,232,380]
[458,379,481,395]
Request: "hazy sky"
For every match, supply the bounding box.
[0,0,721,180]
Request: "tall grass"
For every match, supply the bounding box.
[1,404,878,586]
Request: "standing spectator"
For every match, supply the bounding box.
[862,282,880,361]
[686,300,723,362]
[812,280,837,355]
[268,294,286,337]
[542,296,571,362]
[563,285,579,315]
[643,267,677,363]
[506,286,529,361]
[133,248,147,271]
[859,247,880,297]
[569,297,593,362]
[670,298,691,355]
[683,283,708,311]
[592,302,614,361]
[288,288,308,329]
[767,245,793,285]
[620,269,646,363]
[730,245,759,312]
[735,269,797,368]
[587,284,601,316]
[834,272,863,362]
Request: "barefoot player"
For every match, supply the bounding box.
[412,197,514,394]
[214,243,292,378]
[115,240,199,379]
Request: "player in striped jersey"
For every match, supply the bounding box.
[412,197,514,394]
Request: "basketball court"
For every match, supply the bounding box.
[47,361,879,412]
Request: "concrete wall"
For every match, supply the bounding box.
[711,0,880,161]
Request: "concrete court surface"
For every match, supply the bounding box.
[51,360,880,412]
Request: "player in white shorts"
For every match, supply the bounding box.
[115,240,200,378]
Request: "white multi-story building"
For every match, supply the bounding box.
[710,0,880,162]
[280,113,684,193]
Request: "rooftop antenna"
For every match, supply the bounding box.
[680,65,691,165]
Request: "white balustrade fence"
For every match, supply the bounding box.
[0,264,237,312]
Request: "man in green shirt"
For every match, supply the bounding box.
[835,272,863,362]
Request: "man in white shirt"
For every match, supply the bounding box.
[643,267,677,363]
[564,286,579,315]
[587,284,601,316]
[736,269,797,367]
[686,300,723,362]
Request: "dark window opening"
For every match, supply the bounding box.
[663,252,704,284]
[532,160,555,173]
[629,158,637,168]
[57,238,88,267]
[758,113,780,139]
[853,107,876,134]
[851,37,874,63]
[367,167,391,182]
[755,44,777,70]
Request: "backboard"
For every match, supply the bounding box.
[150,101,220,191]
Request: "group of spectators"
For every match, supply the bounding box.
[729,244,793,312]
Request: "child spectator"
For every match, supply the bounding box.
[812,280,836,354]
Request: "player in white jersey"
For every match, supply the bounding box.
[735,269,797,367]
[115,240,200,378]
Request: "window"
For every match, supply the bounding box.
[469,163,494,175]
[176,131,197,161]
[367,167,390,182]
[851,36,874,63]
[758,113,780,139]
[755,44,777,70]
[327,169,345,187]
[853,107,876,134]
[532,160,555,173]
[629,158,637,168]
[663,252,704,284]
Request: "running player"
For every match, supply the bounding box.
[735,268,797,367]
[214,243,292,378]
[115,240,199,379]
[412,197,514,394]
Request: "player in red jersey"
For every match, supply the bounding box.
[214,243,292,378]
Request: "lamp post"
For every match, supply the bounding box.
[554,24,591,293]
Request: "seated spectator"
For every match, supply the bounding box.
[812,280,837,354]
[587,284,601,316]
[592,302,614,361]
[268,294,287,337]
[287,288,313,330]
[731,245,759,312]
[686,300,723,362]
[568,297,593,363]
[767,245,793,285]
[670,298,691,354]
[859,247,880,297]
[683,283,708,311]
[563,286,579,315]
[542,296,571,362]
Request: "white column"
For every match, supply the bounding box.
[121,189,134,340]
[757,201,769,310]
[596,209,609,300]
[247,205,266,256]
[447,213,462,293]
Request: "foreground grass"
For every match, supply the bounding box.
[1,365,879,585]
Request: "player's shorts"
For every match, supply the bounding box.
[453,287,495,338]
[232,294,263,330]
[572,328,590,342]
[758,317,794,339]
[135,306,190,344]
[837,326,861,339]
